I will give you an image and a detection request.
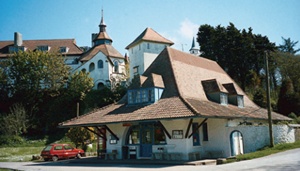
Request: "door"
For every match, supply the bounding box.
[230,131,244,156]
[140,124,153,158]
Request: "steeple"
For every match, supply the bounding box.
[99,9,106,33]
[189,37,200,56]
[92,9,112,46]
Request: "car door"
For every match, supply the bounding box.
[53,145,64,158]
[64,144,77,158]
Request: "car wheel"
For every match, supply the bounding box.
[52,156,58,162]
[76,153,82,159]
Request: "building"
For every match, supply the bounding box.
[0,12,126,90]
[60,47,293,160]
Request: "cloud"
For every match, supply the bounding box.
[178,18,198,40]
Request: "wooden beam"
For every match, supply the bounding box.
[188,118,208,138]
[103,125,119,141]
[95,126,107,141]
[158,121,171,139]
[83,127,105,140]
[185,119,193,138]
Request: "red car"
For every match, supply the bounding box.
[41,143,84,161]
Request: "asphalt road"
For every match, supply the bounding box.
[1,148,299,171]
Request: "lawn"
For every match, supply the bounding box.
[0,146,44,162]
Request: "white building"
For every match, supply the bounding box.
[0,12,127,90]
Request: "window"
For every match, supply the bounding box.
[114,61,119,73]
[9,46,26,53]
[202,123,208,141]
[54,145,63,150]
[139,44,141,50]
[192,123,200,146]
[237,95,244,108]
[147,43,150,49]
[82,68,86,73]
[60,46,69,53]
[154,125,166,144]
[127,88,159,105]
[64,145,73,150]
[220,93,228,105]
[98,60,103,68]
[127,125,140,144]
[133,66,139,75]
[89,63,95,72]
[37,45,50,51]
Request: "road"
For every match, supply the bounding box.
[1,148,299,171]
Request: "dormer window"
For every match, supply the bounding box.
[220,93,228,105]
[128,87,163,105]
[9,46,26,53]
[37,45,50,52]
[60,46,69,53]
[237,95,244,108]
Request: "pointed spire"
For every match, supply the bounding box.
[99,9,106,32]
[189,37,200,56]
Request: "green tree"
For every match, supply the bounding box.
[197,23,276,90]
[0,103,28,136]
[66,127,95,150]
[278,37,300,54]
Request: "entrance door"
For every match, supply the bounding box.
[140,125,153,158]
[230,131,244,156]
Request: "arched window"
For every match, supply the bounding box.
[82,68,86,73]
[114,61,119,73]
[89,63,95,72]
[98,60,103,69]
[97,82,105,90]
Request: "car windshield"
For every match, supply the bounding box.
[43,145,53,151]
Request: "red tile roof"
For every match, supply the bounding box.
[0,39,83,58]
[125,28,174,49]
[60,47,291,128]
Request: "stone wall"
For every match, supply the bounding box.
[228,124,295,154]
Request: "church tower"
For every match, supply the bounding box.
[189,37,200,56]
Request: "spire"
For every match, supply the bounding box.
[99,9,106,32]
[92,9,112,46]
[189,37,200,56]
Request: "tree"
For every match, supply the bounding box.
[197,23,276,90]
[0,103,28,136]
[278,37,300,54]
[66,127,95,150]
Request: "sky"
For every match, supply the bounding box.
[1,0,299,55]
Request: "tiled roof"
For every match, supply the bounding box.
[0,39,83,58]
[125,28,174,49]
[93,32,112,42]
[60,47,291,128]
[60,97,195,127]
[80,44,124,62]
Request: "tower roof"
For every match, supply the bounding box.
[125,27,174,49]
[93,10,112,44]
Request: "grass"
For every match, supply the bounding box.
[0,147,44,162]
[226,140,300,163]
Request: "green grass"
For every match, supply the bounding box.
[226,140,300,163]
[0,146,44,162]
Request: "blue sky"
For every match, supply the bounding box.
[1,0,299,55]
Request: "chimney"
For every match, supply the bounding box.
[14,32,23,46]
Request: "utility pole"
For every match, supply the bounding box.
[265,51,274,147]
